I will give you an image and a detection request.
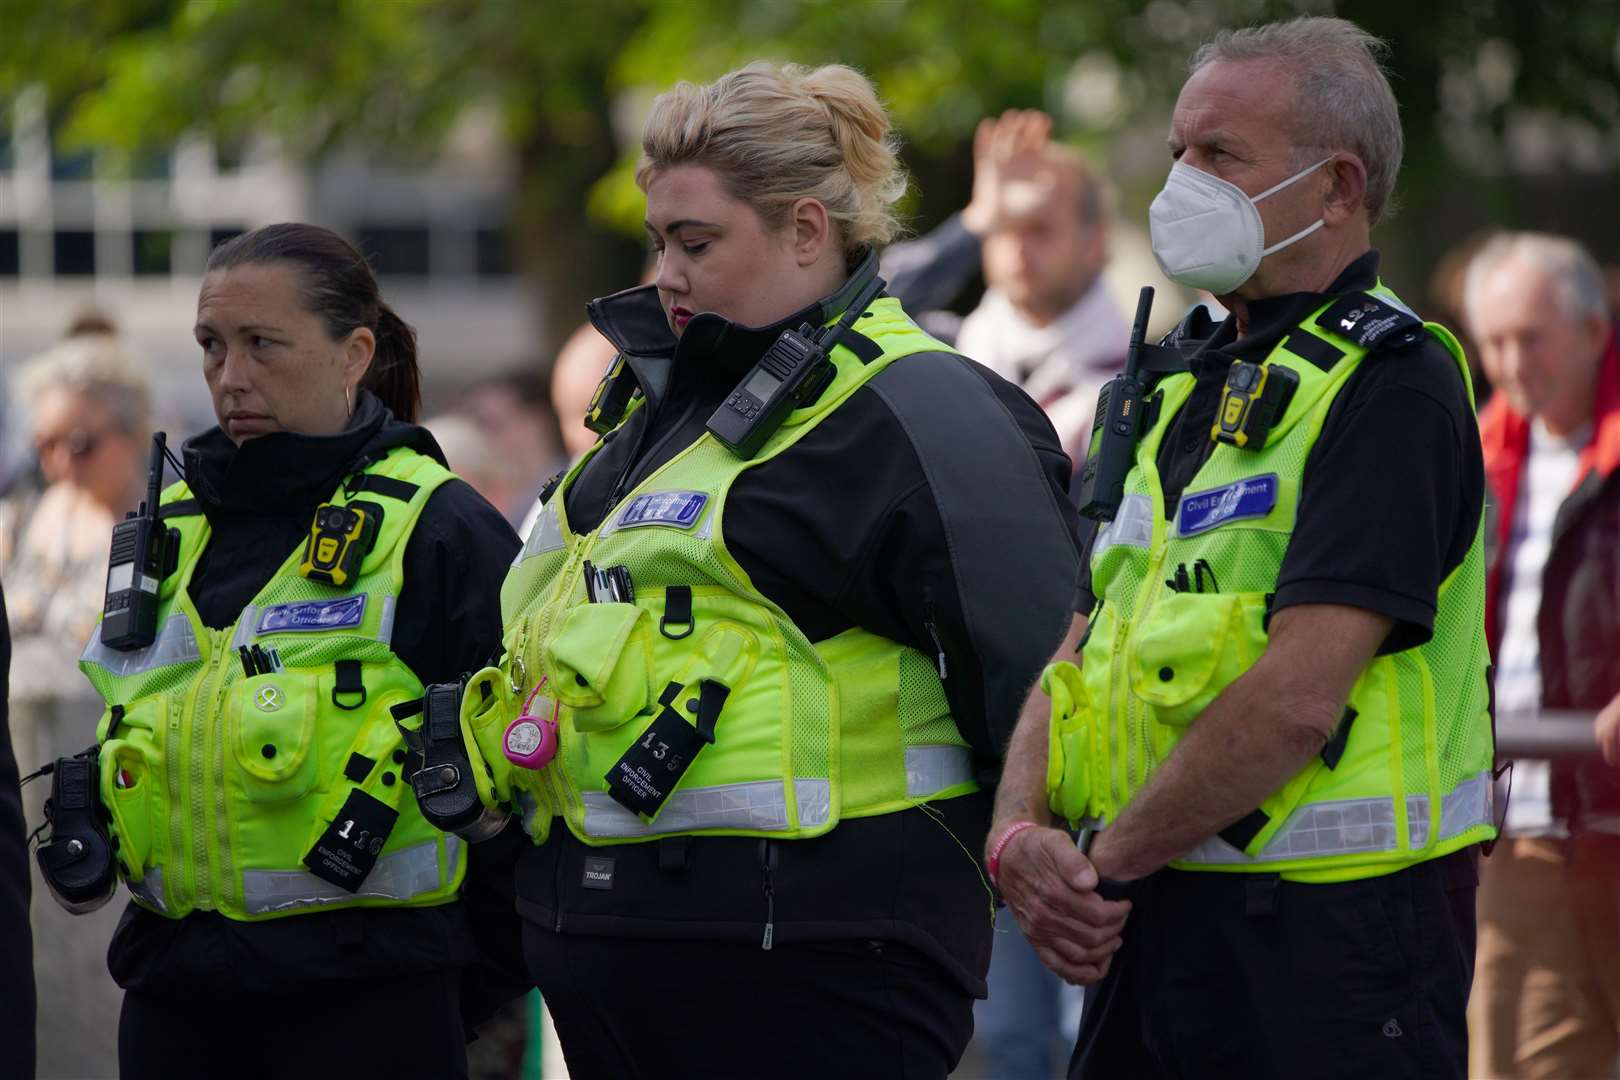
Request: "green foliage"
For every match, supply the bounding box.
[3,0,1616,333]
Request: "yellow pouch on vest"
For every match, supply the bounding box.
[546,602,652,731]
[231,671,319,803]
[100,737,157,883]
[461,665,517,807]
[1043,661,1091,823]
[1128,591,1269,728]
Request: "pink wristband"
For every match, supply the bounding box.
[987,820,1039,888]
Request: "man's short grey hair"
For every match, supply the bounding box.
[1191,16,1404,226]
[1463,231,1610,326]
[14,333,152,436]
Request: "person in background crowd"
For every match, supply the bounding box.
[1,331,151,694]
[995,16,1495,1078]
[549,322,619,460]
[425,412,524,523]
[1464,231,1620,1080]
[883,108,1127,462]
[456,373,565,528]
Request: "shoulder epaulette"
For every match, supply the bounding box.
[1315,293,1425,352]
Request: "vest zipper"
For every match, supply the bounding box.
[760,838,777,950]
[923,601,948,680]
[188,628,231,909]
[164,691,185,909]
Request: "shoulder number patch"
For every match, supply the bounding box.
[1177,474,1280,537]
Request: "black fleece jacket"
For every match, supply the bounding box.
[107,392,529,1025]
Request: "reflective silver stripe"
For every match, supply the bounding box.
[905,745,975,797]
[80,613,201,676]
[128,867,167,913]
[515,790,543,834]
[1092,493,1153,560]
[581,778,832,838]
[516,504,565,564]
[376,595,398,646]
[1180,769,1495,865]
[230,611,258,651]
[1408,770,1493,848]
[240,836,458,915]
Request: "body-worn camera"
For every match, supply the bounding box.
[36,749,118,914]
[300,501,383,587]
[405,680,510,842]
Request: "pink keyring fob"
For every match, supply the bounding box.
[503,681,559,769]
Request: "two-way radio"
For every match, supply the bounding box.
[100,433,180,651]
[1076,288,1157,522]
[706,271,887,460]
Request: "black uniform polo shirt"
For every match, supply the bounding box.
[1077,251,1485,655]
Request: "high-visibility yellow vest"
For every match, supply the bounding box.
[1046,285,1496,882]
[476,298,979,846]
[79,448,468,918]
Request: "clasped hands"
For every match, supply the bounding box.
[994,824,1132,986]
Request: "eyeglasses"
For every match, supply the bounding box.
[35,427,110,460]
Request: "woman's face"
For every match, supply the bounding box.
[195,262,374,444]
[31,387,141,511]
[645,164,826,336]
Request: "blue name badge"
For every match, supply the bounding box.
[1177,474,1280,537]
[616,491,708,531]
[257,594,367,634]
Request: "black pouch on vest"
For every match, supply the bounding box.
[604,681,729,820]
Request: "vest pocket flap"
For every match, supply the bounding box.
[99,738,156,881]
[1128,592,1267,726]
[547,602,652,730]
[232,672,318,799]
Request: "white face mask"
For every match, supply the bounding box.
[1149,157,1332,295]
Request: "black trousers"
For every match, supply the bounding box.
[524,923,976,1080]
[1071,847,1479,1080]
[118,969,467,1080]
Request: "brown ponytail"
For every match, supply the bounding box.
[364,302,422,422]
[208,223,423,421]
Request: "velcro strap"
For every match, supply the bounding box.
[1280,331,1345,372]
[331,660,367,710]
[660,585,694,640]
[349,474,420,501]
[159,499,203,519]
[657,681,683,709]
[390,698,424,721]
[344,753,375,783]
[840,329,884,364]
[423,683,460,741]
[694,680,730,744]
[1320,705,1357,769]
[1218,808,1270,852]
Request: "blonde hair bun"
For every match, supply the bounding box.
[638,62,907,254]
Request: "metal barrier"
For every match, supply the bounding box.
[1494,709,1603,758]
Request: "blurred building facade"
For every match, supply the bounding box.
[0,87,539,458]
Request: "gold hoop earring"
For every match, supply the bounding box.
[344,385,353,417]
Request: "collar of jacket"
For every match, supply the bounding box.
[585,248,882,413]
[180,389,445,520]
[1186,249,1382,372]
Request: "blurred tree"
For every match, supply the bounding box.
[2,0,1615,352]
